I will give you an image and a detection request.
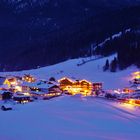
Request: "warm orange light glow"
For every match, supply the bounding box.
[58,77,93,96]
[4,78,18,87]
[58,77,74,83]
[80,79,92,85]
[119,103,135,110]
[133,71,140,75]
[15,86,22,92]
[23,92,30,96]
[22,74,36,83]
[123,88,134,94]
[123,99,140,107]
[132,71,140,79]
[21,100,29,103]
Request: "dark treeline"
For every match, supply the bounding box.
[0,4,140,71]
[100,30,140,72]
[117,31,140,69]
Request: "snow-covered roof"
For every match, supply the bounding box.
[21,82,38,87]
[31,91,48,95]
[1,104,12,108]
[37,84,56,89]
[47,81,60,86]
[13,93,30,98]
[0,84,9,89]
[0,90,6,94]
[21,82,56,89]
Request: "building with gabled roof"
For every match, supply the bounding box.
[58,77,93,96]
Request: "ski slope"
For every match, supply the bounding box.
[1,54,139,90]
[0,96,140,140]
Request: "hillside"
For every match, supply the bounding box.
[1,54,139,89]
[0,1,140,71]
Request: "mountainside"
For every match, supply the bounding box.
[95,29,140,71]
[2,0,140,11]
[0,0,140,71]
[1,54,138,89]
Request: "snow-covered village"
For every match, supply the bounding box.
[0,54,139,140]
[1,0,140,140]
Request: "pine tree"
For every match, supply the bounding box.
[103,59,109,71]
[110,57,117,72]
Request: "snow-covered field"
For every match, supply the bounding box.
[0,55,140,140]
[0,96,140,140]
[0,54,139,89]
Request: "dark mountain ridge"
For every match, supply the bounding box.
[0,0,140,71]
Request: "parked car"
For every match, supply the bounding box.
[1,104,12,111]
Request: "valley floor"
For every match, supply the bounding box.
[0,96,140,140]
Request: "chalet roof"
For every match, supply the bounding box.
[37,84,56,89]
[47,81,59,86]
[31,91,49,95]
[13,93,30,98]
[58,77,93,85]
[58,77,76,83]
[21,82,57,89]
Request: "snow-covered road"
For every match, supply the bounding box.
[0,96,140,140]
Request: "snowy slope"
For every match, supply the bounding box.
[0,55,139,140]
[0,54,138,90]
[0,96,140,140]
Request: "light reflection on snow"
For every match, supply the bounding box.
[118,103,135,110]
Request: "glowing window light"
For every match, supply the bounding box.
[132,71,140,79]
[23,92,30,96]
[15,86,22,92]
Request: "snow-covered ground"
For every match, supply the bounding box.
[0,96,140,140]
[0,54,140,140]
[0,54,139,90]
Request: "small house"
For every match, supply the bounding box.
[3,77,20,88]
[93,83,102,91]
[22,74,36,83]
[13,93,31,103]
[20,81,61,99]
